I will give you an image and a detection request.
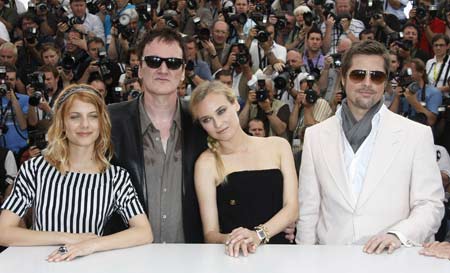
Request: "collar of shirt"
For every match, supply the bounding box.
[139,95,182,135]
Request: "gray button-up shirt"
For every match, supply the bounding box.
[139,97,184,243]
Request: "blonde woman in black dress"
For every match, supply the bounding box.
[190,81,298,257]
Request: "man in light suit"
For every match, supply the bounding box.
[296,40,445,254]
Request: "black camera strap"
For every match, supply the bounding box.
[257,46,268,70]
[430,55,450,87]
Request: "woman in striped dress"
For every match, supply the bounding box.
[0,84,153,261]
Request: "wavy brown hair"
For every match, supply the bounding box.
[44,84,113,175]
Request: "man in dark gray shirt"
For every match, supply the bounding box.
[108,28,207,243]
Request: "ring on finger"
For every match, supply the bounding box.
[58,246,69,254]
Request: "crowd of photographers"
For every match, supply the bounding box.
[0,0,449,240]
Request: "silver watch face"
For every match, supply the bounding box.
[256,229,265,240]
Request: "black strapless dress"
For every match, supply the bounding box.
[216,168,291,244]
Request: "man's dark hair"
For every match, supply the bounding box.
[431,34,450,46]
[70,0,86,3]
[359,29,374,40]
[87,37,105,48]
[183,36,197,47]
[341,40,390,80]
[137,27,186,63]
[214,69,232,80]
[306,26,323,40]
[38,64,59,78]
[18,12,39,29]
[402,23,420,38]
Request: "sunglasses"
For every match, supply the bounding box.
[348,69,387,84]
[142,56,184,70]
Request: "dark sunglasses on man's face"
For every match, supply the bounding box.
[142,56,185,70]
[348,69,387,84]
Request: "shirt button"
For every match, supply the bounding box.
[156,137,160,141]
[162,214,167,219]
[163,188,167,192]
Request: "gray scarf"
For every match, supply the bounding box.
[341,98,384,153]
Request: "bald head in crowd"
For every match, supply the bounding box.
[286,50,303,70]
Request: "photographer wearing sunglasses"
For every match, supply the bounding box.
[298,40,444,256]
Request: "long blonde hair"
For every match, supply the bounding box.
[44,84,113,175]
[190,81,237,184]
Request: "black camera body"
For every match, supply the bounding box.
[396,39,413,51]
[136,3,152,22]
[187,0,197,10]
[112,14,135,42]
[25,27,38,44]
[28,129,48,150]
[131,65,139,78]
[397,68,421,94]
[255,25,270,43]
[330,53,342,68]
[256,79,268,102]
[94,49,112,80]
[304,75,318,104]
[234,40,249,66]
[274,66,299,91]
[60,53,76,72]
[0,66,8,97]
[28,72,48,107]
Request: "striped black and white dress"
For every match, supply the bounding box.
[1,156,144,236]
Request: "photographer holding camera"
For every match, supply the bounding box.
[15,12,55,90]
[407,0,445,56]
[288,74,332,169]
[425,34,450,94]
[393,58,443,126]
[222,41,256,101]
[285,5,312,51]
[108,8,139,63]
[0,64,28,155]
[184,36,212,85]
[27,64,61,126]
[321,0,365,54]
[238,77,290,139]
[65,0,105,41]
[319,37,352,103]
[249,23,286,71]
[0,0,17,33]
[200,20,230,74]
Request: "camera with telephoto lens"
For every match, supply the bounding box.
[28,72,48,107]
[330,53,342,68]
[304,74,318,104]
[24,27,38,44]
[28,129,48,150]
[397,67,421,95]
[255,78,268,102]
[136,3,152,22]
[274,65,299,91]
[0,66,8,97]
